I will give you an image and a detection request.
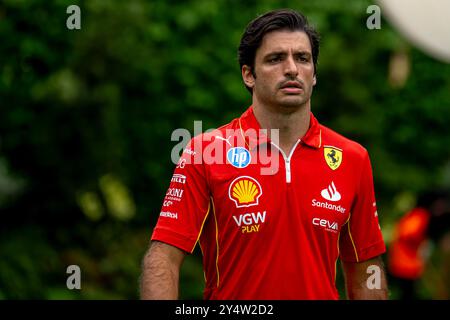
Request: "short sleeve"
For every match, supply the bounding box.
[151,137,211,253]
[339,150,386,262]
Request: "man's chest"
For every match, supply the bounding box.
[206,148,357,236]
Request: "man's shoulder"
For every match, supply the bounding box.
[216,115,241,131]
[319,123,368,158]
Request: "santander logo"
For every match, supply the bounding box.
[321,181,341,202]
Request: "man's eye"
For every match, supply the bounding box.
[268,57,281,63]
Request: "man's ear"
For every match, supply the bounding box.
[313,74,317,86]
[242,65,255,89]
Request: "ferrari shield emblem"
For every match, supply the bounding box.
[324,146,343,170]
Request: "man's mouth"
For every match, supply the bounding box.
[280,81,303,93]
[280,81,303,89]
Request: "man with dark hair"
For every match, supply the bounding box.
[141,8,388,300]
[238,9,320,93]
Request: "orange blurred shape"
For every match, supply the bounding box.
[388,208,430,279]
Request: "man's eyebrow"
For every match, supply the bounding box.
[264,50,312,58]
[295,51,312,56]
[264,51,286,58]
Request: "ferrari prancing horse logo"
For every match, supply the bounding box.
[324,146,343,170]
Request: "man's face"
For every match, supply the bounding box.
[243,30,316,111]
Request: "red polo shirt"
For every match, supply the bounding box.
[151,106,386,299]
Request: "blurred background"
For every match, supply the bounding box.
[0,0,449,299]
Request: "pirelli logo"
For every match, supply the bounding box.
[171,174,186,184]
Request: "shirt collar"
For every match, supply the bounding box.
[238,106,322,150]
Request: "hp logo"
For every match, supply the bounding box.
[227,147,251,168]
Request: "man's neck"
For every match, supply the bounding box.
[252,101,311,155]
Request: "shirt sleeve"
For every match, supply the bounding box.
[339,150,386,262]
[151,136,211,253]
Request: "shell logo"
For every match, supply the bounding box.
[228,176,262,208]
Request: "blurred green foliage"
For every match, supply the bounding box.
[0,0,449,299]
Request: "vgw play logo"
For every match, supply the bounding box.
[227,147,251,168]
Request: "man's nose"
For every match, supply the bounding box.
[283,56,298,78]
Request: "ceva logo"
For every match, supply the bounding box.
[312,218,338,232]
[321,181,341,201]
[227,147,251,168]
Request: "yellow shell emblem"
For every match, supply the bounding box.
[228,176,262,208]
[324,146,343,170]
